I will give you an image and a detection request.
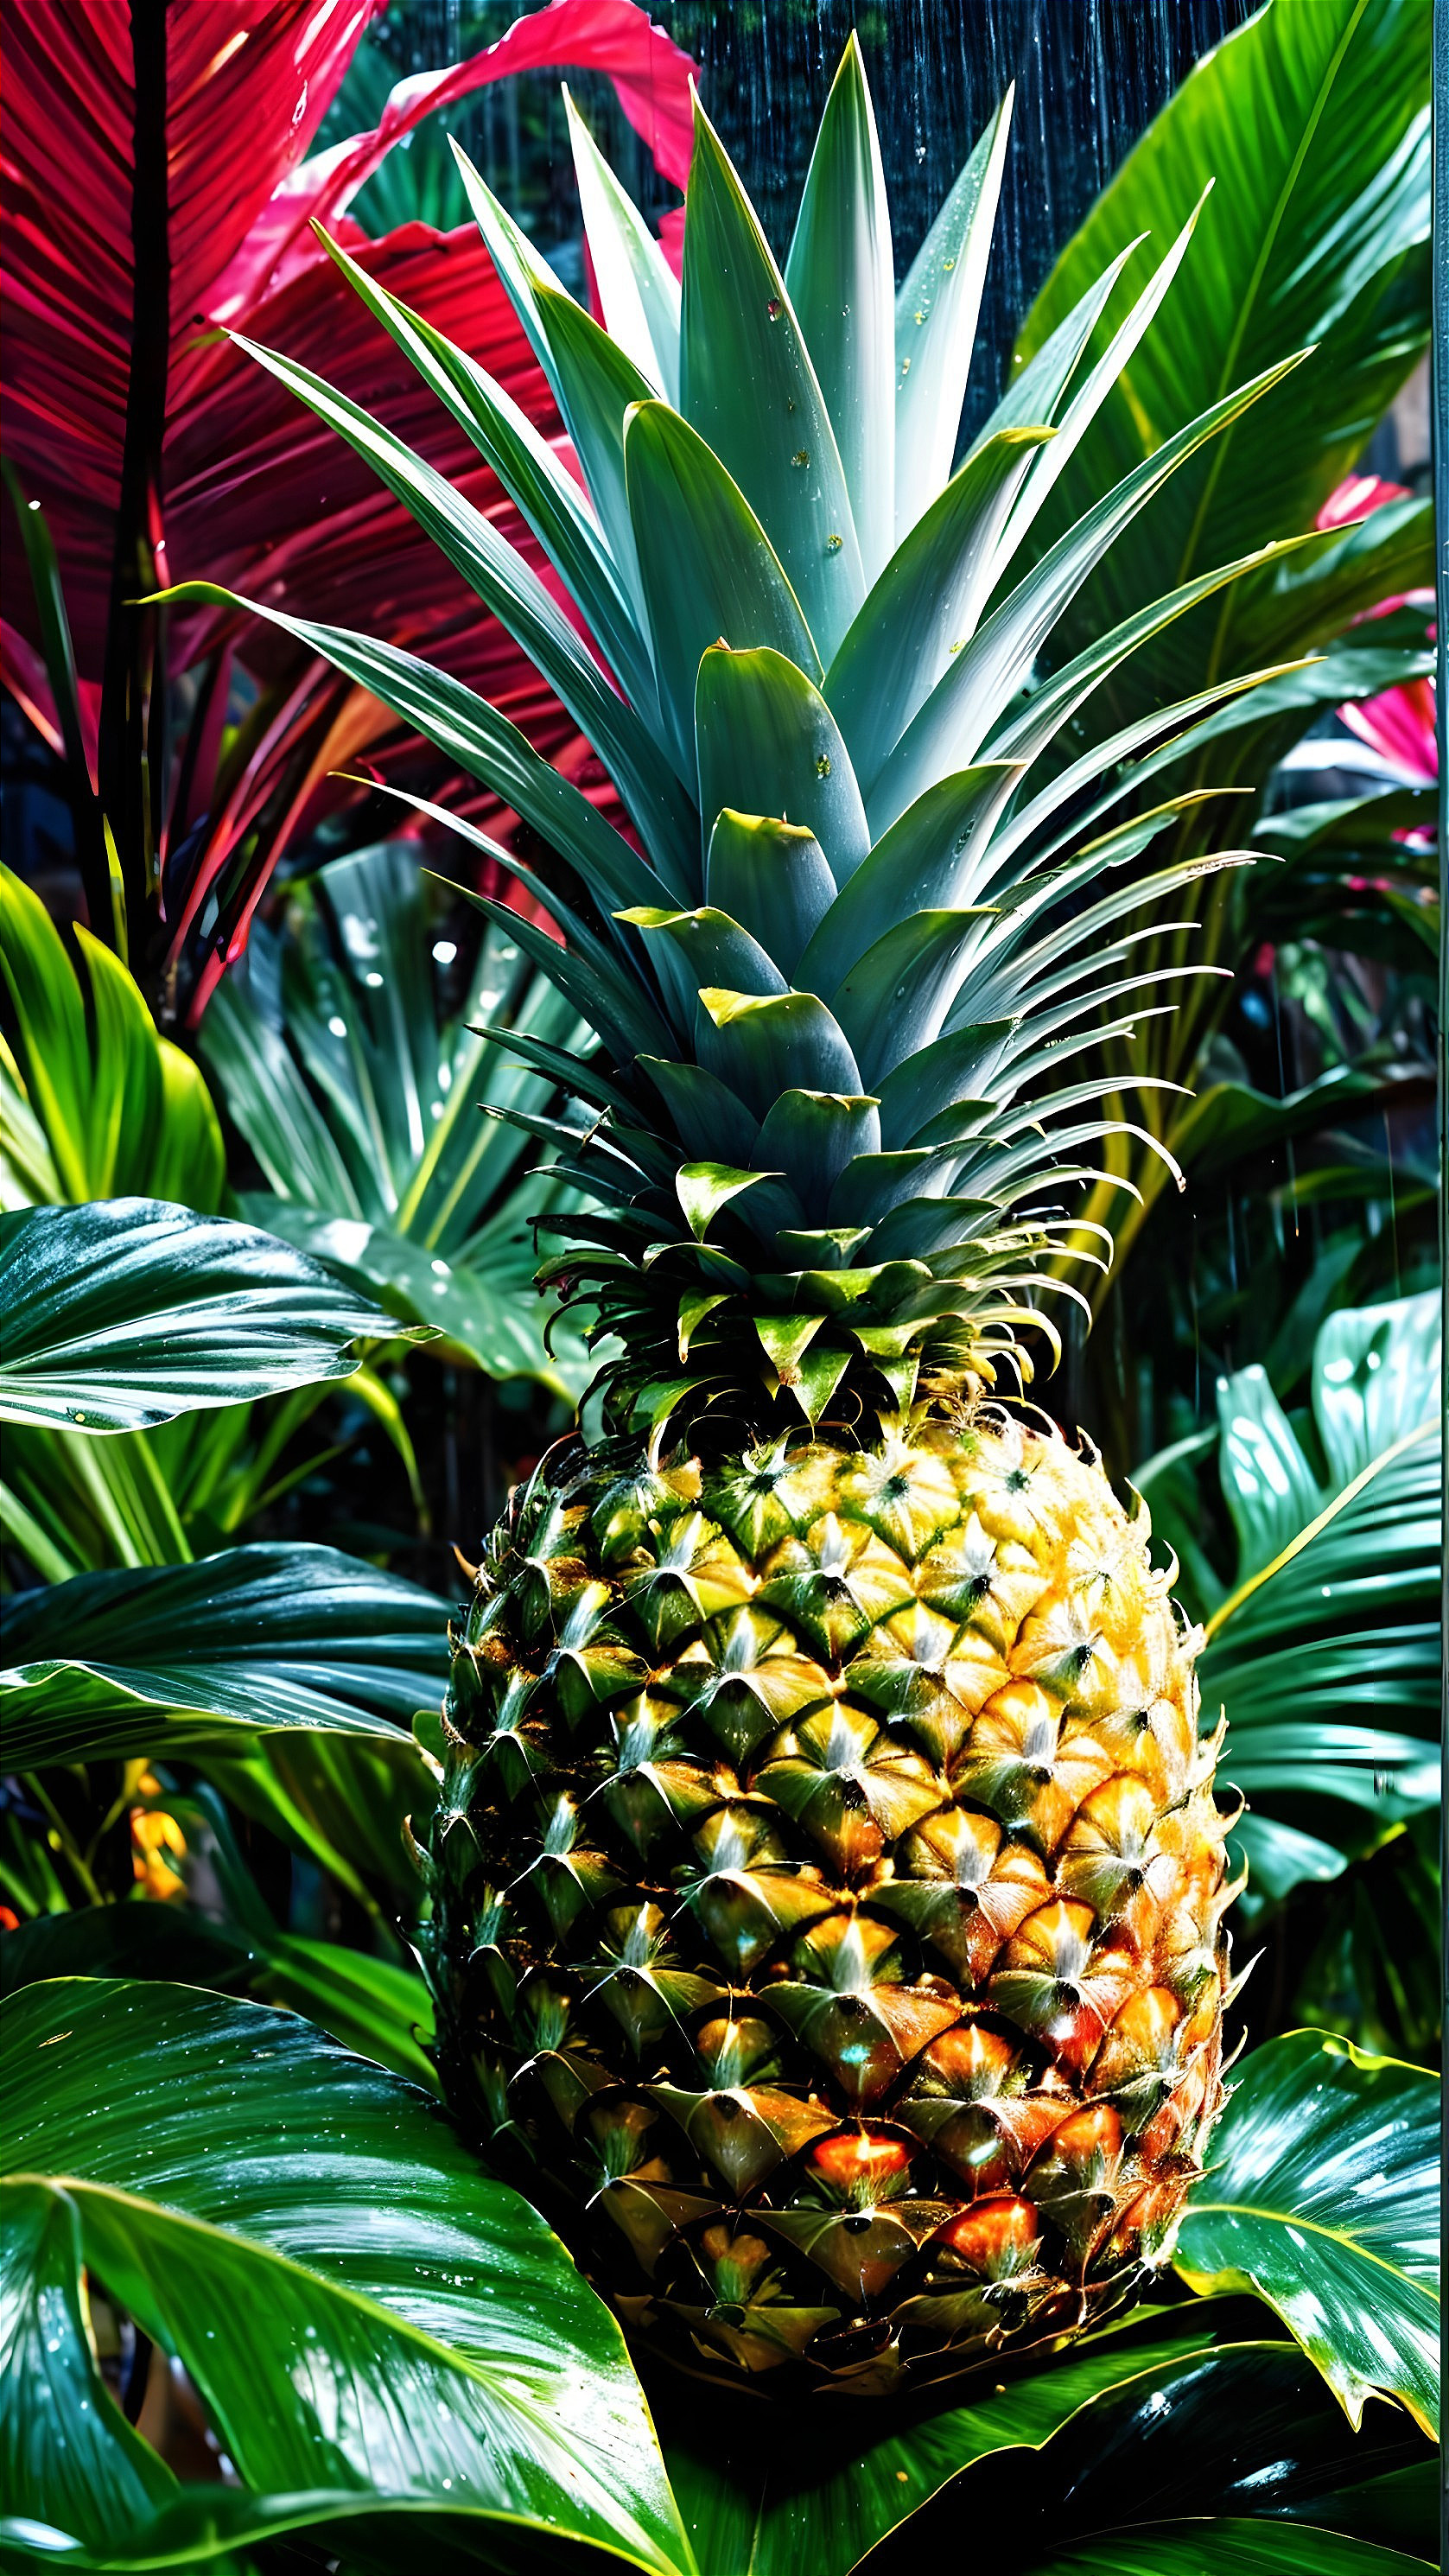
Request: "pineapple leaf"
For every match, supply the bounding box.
[564,84,682,404]
[784,30,894,582]
[990,191,1210,582]
[620,903,788,1012]
[703,811,837,979]
[1010,0,1433,721]
[696,987,862,1116]
[676,1163,772,1242]
[314,225,658,720]
[457,888,676,1065]
[451,138,662,641]
[157,584,690,908]
[798,768,1017,993]
[683,97,865,658]
[893,87,1014,542]
[638,1055,761,1165]
[753,1311,828,1380]
[987,532,1324,792]
[830,908,994,1088]
[971,234,1141,448]
[825,423,1054,790]
[625,401,821,779]
[227,331,695,890]
[695,645,870,887]
[753,1089,881,1218]
[872,347,1311,830]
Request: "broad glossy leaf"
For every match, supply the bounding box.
[1139,1293,1440,1895]
[0,1901,435,2093]
[1,1542,448,1766]
[1025,2527,1427,2575]
[200,848,593,1399]
[918,2336,1433,2564]
[1,1980,690,2574]
[1175,2030,1439,2436]
[784,33,894,582]
[661,2328,1212,2576]
[682,99,865,659]
[893,91,1013,543]
[241,1198,586,1393]
[199,1725,438,1912]
[1011,0,1432,723]
[0,2181,176,2549]
[695,645,869,889]
[0,1201,403,1434]
[625,400,820,782]
[1,865,223,1213]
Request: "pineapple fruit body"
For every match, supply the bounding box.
[427,1409,1229,2395]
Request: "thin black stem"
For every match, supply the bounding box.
[98,0,170,947]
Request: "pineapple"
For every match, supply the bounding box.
[226,37,1304,2395]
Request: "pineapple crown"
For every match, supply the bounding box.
[202,36,1313,1450]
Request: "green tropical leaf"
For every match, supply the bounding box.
[0,1200,407,1434]
[1137,1292,1441,1896]
[1023,2528,1427,2575]
[923,2336,1434,2564]
[661,2326,1214,2576]
[240,1196,584,1390]
[1,863,223,1213]
[0,1543,448,1766]
[1175,2030,1439,2436]
[0,2181,176,2551]
[1011,0,1433,722]
[200,1724,439,1910]
[200,845,593,1395]
[0,1897,436,2090]
[0,1979,691,2575]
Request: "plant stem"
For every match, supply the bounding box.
[99,0,170,948]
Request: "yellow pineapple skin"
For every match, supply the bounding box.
[424,1408,1232,2396]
